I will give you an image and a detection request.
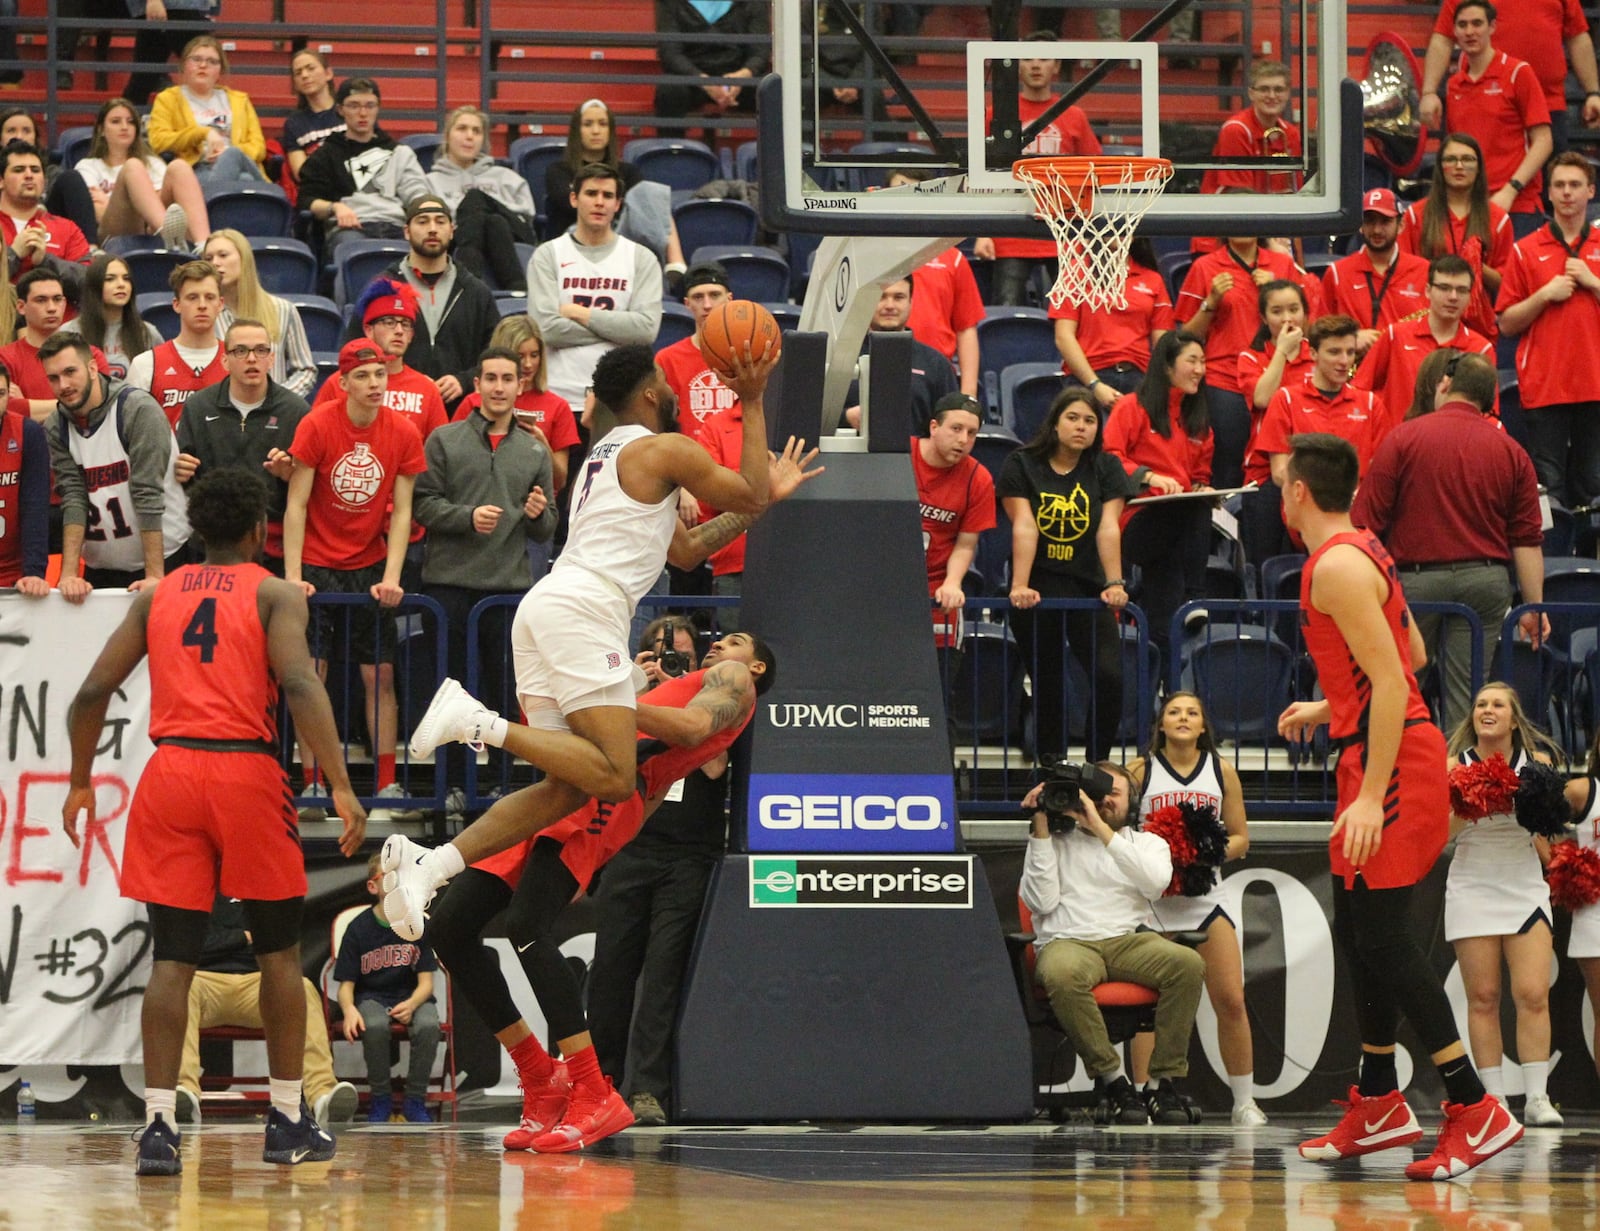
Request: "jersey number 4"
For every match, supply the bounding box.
[182,597,219,663]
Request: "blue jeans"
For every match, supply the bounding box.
[194,145,267,185]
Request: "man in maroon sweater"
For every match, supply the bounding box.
[1351,352,1546,729]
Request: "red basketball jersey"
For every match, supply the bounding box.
[0,411,24,584]
[147,562,279,743]
[1300,529,1430,741]
[636,667,754,798]
[149,340,227,429]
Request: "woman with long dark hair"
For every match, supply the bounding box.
[543,99,642,237]
[75,97,210,247]
[1103,331,1215,650]
[282,49,343,189]
[60,253,162,381]
[1399,133,1511,343]
[997,385,1132,762]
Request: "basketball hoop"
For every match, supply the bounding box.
[1011,156,1174,311]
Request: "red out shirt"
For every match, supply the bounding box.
[1432,0,1587,109]
[1354,315,1496,420]
[906,247,987,360]
[657,334,740,444]
[1497,221,1600,407]
[1445,51,1552,214]
[1048,263,1173,371]
[989,97,1101,260]
[289,402,426,570]
[1321,248,1432,333]
[1103,389,1214,528]
[1249,380,1393,485]
[1176,245,1303,392]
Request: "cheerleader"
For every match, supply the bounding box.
[1446,682,1563,1127]
[1128,691,1263,1125]
[1562,728,1600,1093]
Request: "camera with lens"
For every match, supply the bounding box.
[651,620,692,678]
[1037,759,1116,834]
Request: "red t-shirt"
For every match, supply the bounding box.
[1250,380,1393,485]
[289,402,427,570]
[1497,222,1600,407]
[147,562,279,743]
[1398,199,1514,340]
[1432,0,1587,109]
[452,388,580,453]
[906,247,987,360]
[149,339,227,429]
[693,405,748,577]
[1103,389,1214,528]
[989,96,1101,260]
[1445,51,1552,214]
[657,334,740,445]
[1048,263,1173,371]
[1176,245,1303,392]
[911,442,996,590]
[1321,248,1432,333]
[1354,315,1497,420]
[0,335,110,404]
[0,207,91,276]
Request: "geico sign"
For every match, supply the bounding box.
[757,794,944,830]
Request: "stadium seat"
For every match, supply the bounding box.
[686,246,789,303]
[511,135,567,196]
[497,296,529,318]
[57,125,93,170]
[102,234,169,256]
[249,238,318,295]
[1179,622,1299,744]
[1539,557,1600,653]
[400,133,442,173]
[786,230,825,301]
[948,621,1026,747]
[1066,622,1160,743]
[764,303,801,333]
[1497,372,1530,453]
[655,301,695,351]
[1256,552,1308,645]
[734,140,759,183]
[203,185,293,237]
[977,308,1056,388]
[123,248,188,296]
[623,138,720,192]
[283,294,344,353]
[1545,504,1577,558]
[999,361,1064,442]
[1159,251,1195,301]
[332,239,409,309]
[673,198,759,254]
[135,291,178,339]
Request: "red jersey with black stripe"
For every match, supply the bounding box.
[633,667,753,798]
[147,562,279,743]
[0,411,24,583]
[1300,529,1429,741]
[149,340,227,429]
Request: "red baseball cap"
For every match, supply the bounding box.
[361,278,419,327]
[338,338,387,376]
[1361,187,1400,218]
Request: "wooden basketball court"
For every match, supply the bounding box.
[8,1117,1596,1229]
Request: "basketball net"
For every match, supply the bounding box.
[1012,156,1174,311]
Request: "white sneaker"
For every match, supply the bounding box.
[381,834,441,942]
[313,1081,359,1125]
[1231,1100,1268,1127]
[160,202,189,251]
[297,781,329,822]
[175,1085,201,1124]
[370,781,424,824]
[409,677,496,759]
[1522,1093,1563,1128]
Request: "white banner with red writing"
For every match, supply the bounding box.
[0,592,153,1065]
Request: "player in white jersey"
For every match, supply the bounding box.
[1564,732,1600,1094]
[528,163,663,413]
[1128,691,1264,1126]
[1446,683,1564,1126]
[381,341,822,941]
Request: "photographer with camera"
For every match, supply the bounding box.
[634,615,699,688]
[1020,760,1206,1125]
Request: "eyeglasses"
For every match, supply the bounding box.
[342,100,379,112]
[187,55,222,66]
[1250,84,1289,95]
[227,345,273,359]
[1439,154,1479,166]
[1429,282,1472,297]
[372,316,413,330]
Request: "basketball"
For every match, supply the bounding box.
[697,300,781,378]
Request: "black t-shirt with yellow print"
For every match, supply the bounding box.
[996,447,1135,592]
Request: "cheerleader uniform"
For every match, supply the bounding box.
[1139,749,1235,932]
[1445,748,1552,941]
[1568,776,1600,958]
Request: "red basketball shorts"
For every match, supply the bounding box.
[121,746,305,911]
[474,791,648,894]
[1331,720,1449,890]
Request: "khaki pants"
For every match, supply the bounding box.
[178,971,337,1101]
[1035,932,1204,1081]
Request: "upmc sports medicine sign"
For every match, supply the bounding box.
[749,855,974,908]
[746,772,957,852]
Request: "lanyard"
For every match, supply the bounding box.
[1361,253,1401,328]
[1547,220,1590,262]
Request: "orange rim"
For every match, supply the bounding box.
[1012,155,1174,211]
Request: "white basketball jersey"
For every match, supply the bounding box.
[64,393,189,571]
[546,232,642,412]
[554,424,678,606]
[1139,750,1225,821]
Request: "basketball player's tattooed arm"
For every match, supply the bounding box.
[635,661,755,747]
[63,589,155,845]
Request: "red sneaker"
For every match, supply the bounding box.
[1299,1087,1423,1160]
[530,1079,635,1154]
[1404,1095,1523,1181]
[502,1062,572,1152]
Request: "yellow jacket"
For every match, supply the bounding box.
[148,85,267,167]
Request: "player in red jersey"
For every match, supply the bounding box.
[420,632,774,1153]
[1277,433,1521,1180]
[62,466,366,1176]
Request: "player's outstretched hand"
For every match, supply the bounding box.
[1277,699,1330,742]
[333,787,367,857]
[768,437,824,503]
[1331,794,1383,867]
[62,783,94,848]
[720,335,783,402]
